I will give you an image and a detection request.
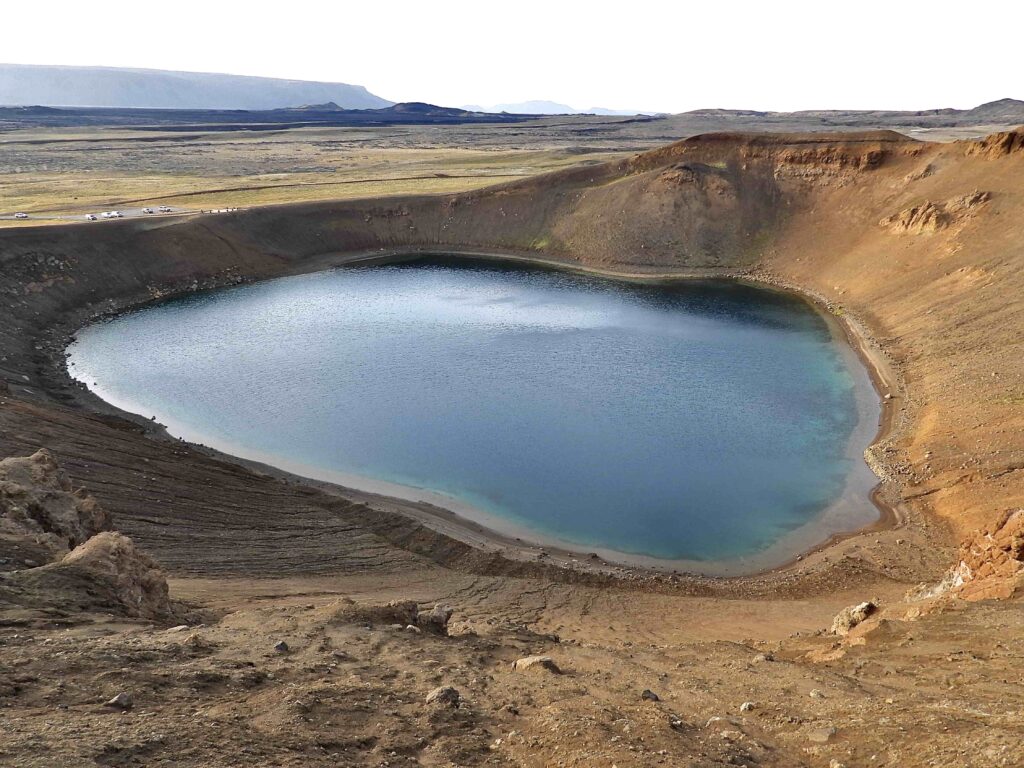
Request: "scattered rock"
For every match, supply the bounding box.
[512,655,561,674]
[809,689,826,699]
[739,701,756,712]
[425,686,461,708]
[405,624,421,634]
[104,692,133,710]
[274,641,289,653]
[830,601,877,635]
[751,652,774,664]
[640,689,660,702]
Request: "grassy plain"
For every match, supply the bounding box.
[0,123,639,223]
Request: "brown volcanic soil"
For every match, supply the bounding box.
[1,129,1023,766]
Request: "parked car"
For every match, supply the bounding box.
[158,205,171,213]
[142,208,154,214]
[86,214,98,221]
[112,211,124,218]
[14,212,28,219]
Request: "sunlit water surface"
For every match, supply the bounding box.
[68,259,879,568]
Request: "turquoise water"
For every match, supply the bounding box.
[67,258,877,565]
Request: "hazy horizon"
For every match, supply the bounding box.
[4,1,1020,114]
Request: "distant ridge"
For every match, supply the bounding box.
[463,100,653,116]
[0,63,393,110]
[681,99,1024,123]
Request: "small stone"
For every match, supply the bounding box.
[641,689,660,702]
[165,625,190,633]
[512,655,561,674]
[104,692,133,710]
[425,686,461,708]
[808,726,837,743]
[405,624,421,633]
[739,701,756,712]
[273,641,289,653]
[809,689,826,699]
[752,652,774,663]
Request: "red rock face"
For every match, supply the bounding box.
[964,129,1024,158]
[954,509,1024,600]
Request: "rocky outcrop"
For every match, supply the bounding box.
[948,509,1024,601]
[830,600,877,636]
[880,191,990,234]
[0,449,111,568]
[5,531,176,620]
[329,599,454,635]
[330,598,421,627]
[964,128,1024,158]
[417,603,454,635]
[0,451,175,621]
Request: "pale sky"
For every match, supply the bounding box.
[4,0,1018,113]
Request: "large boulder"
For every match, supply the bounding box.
[417,603,453,635]
[0,449,111,568]
[4,531,176,621]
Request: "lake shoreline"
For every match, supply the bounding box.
[59,246,901,579]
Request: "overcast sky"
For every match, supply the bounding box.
[4,1,1017,113]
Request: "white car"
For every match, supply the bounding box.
[158,205,171,213]
[86,214,98,221]
[142,207,154,214]
[111,211,124,218]
[101,212,112,219]
[14,212,28,220]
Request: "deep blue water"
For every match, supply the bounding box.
[67,259,875,564]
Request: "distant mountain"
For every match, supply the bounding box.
[463,100,652,116]
[965,98,1024,121]
[0,64,392,110]
[288,101,482,118]
[372,102,478,118]
[494,100,578,115]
